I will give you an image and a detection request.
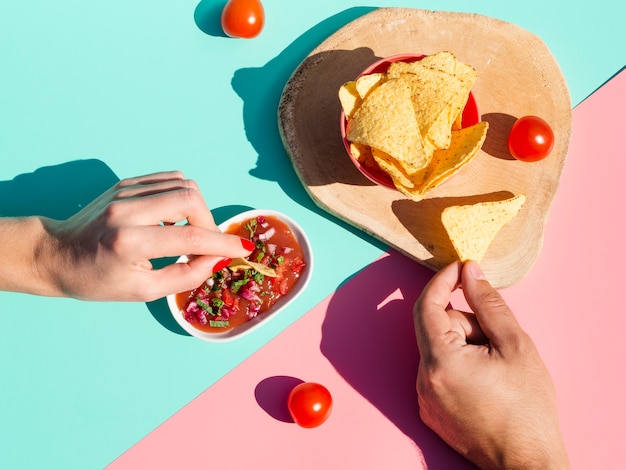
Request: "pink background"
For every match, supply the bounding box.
[109,70,626,469]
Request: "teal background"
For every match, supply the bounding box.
[1,1,623,468]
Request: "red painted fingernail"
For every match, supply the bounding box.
[212,258,232,274]
[240,238,255,251]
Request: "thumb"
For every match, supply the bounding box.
[461,261,526,353]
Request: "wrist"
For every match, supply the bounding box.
[32,216,69,297]
[25,216,66,297]
[500,454,570,470]
[453,415,570,470]
[477,431,570,470]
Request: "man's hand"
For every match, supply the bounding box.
[413,261,570,469]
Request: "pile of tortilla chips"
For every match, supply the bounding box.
[339,51,488,200]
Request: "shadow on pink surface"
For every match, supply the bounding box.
[319,250,477,469]
[255,375,304,423]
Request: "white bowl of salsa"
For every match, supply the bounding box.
[167,209,313,342]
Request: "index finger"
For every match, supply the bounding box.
[110,178,220,232]
[130,225,253,260]
[413,261,462,355]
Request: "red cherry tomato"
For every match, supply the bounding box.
[220,0,265,39]
[507,115,555,162]
[287,382,332,428]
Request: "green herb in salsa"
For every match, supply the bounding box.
[176,215,307,334]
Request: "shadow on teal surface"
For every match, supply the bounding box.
[146,295,188,335]
[229,7,388,252]
[211,204,256,225]
[193,0,229,37]
[231,7,375,198]
[0,159,119,219]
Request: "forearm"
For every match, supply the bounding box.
[0,216,63,297]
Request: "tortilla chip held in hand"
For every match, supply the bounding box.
[441,194,526,262]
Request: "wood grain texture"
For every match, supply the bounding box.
[278,8,571,288]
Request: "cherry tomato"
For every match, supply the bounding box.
[507,115,555,162]
[287,382,332,428]
[220,0,265,39]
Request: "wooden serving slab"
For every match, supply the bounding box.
[278,8,571,288]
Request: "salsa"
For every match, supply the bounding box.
[175,215,307,333]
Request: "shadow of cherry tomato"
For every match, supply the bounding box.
[507,115,554,162]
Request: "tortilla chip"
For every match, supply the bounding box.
[406,68,463,142]
[388,58,473,149]
[347,78,430,174]
[451,60,478,86]
[228,258,277,277]
[338,81,361,119]
[421,121,489,192]
[393,121,488,199]
[441,194,526,262]
[350,141,372,163]
[351,142,386,178]
[355,72,385,99]
[451,110,463,131]
[419,51,457,74]
[371,148,425,189]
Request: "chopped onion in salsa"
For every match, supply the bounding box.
[175,215,306,333]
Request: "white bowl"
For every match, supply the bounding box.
[166,209,313,342]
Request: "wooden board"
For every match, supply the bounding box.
[278,8,571,288]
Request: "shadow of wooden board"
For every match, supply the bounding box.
[278,8,571,288]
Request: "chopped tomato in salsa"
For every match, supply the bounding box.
[175,215,306,333]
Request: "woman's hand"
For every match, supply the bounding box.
[25,171,253,301]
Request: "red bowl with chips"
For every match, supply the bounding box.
[340,53,480,189]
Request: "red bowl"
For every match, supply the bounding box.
[340,53,480,189]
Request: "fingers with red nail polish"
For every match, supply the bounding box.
[212,258,232,274]
[240,238,255,251]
